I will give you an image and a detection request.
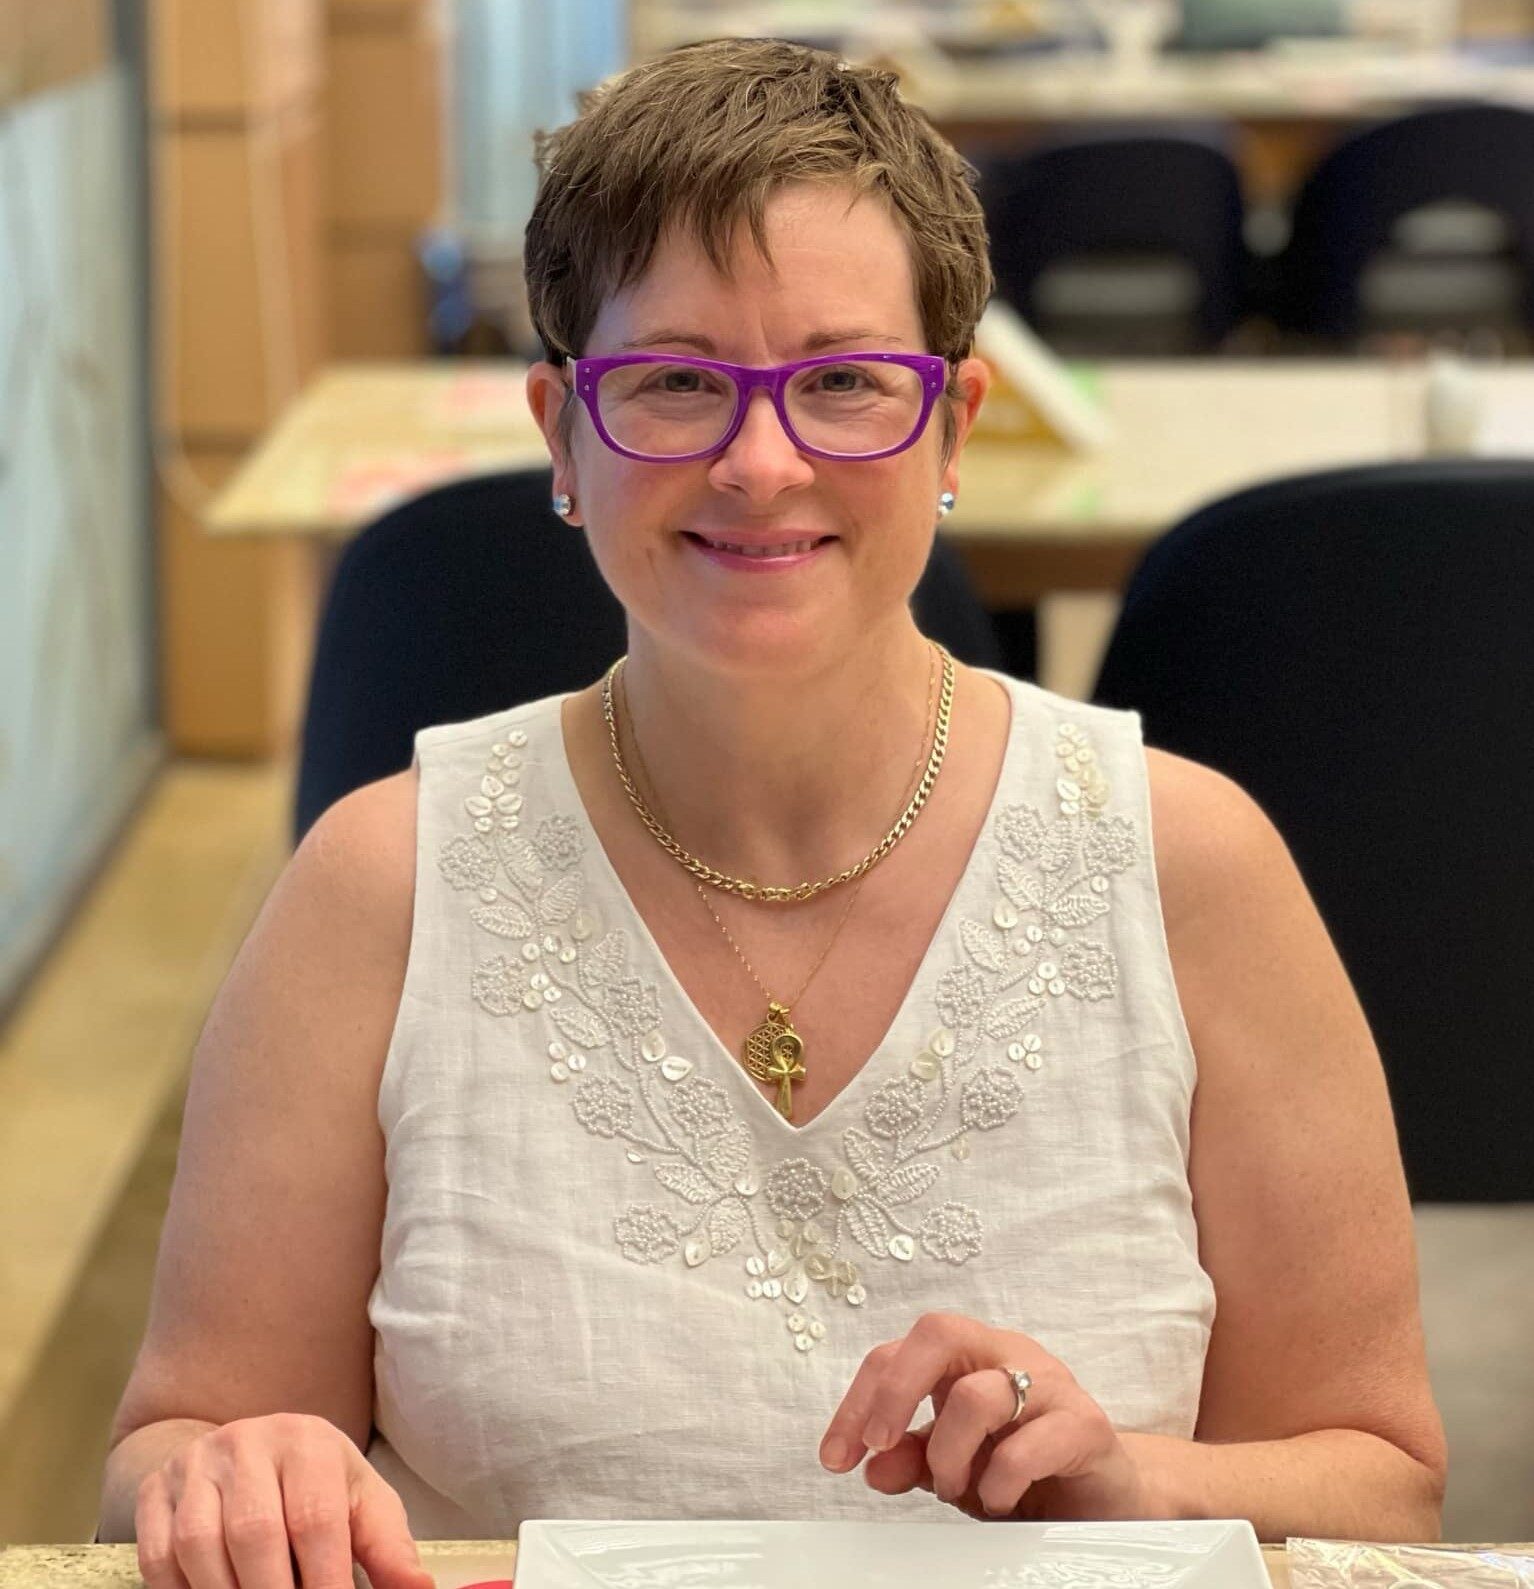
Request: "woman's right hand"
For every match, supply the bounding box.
[135,1413,436,1589]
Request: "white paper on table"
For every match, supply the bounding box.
[1475,391,1534,458]
[973,298,1115,453]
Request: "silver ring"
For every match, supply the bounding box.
[1001,1366,1032,1424]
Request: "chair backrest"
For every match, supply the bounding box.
[1092,460,1534,1201]
[980,133,1249,348]
[295,467,1005,842]
[1277,104,1534,340]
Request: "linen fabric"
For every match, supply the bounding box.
[365,672,1215,1533]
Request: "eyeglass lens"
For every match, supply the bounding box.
[594,360,926,458]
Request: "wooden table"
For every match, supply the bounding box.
[206,358,1534,607]
[8,1539,1534,1588]
[0,1539,1282,1587]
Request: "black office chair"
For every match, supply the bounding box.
[295,467,1005,842]
[1092,459,1534,1202]
[1273,104,1534,343]
[980,132,1250,353]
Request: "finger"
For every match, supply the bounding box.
[929,1373,961,1420]
[819,1339,902,1472]
[136,1471,193,1589]
[220,1454,300,1589]
[170,1474,240,1589]
[277,1442,354,1589]
[862,1423,934,1496]
[974,1408,1086,1518]
[859,1313,995,1454]
[924,1368,1023,1504]
[349,1470,435,1589]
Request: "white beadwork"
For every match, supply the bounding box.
[448,710,1135,1357]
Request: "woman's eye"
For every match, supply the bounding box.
[817,367,872,393]
[659,369,703,393]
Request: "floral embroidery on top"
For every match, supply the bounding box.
[443,713,1139,1356]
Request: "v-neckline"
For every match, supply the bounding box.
[545,671,1024,1139]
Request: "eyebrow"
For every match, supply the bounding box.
[616,328,909,355]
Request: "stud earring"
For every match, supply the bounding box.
[552,493,574,518]
[937,491,956,519]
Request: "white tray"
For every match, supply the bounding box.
[515,1517,1269,1588]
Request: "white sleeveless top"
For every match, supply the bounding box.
[365,673,1214,1536]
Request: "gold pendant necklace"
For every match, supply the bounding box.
[602,644,954,903]
[693,876,864,1120]
[612,647,944,1121]
[743,1002,807,1119]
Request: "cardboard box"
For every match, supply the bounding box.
[326,9,446,232]
[0,0,23,108]
[282,101,330,380]
[328,0,442,19]
[18,0,109,100]
[1460,0,1534,34]
[156,101,326,439]
[157,444,327,757]
[328,234,430,357]
[152,0,322,121]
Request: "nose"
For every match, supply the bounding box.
[705,386,815,502]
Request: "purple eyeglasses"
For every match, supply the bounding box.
[568,351,948,463]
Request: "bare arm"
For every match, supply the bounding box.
[820,748,1443,1538]
[1132,748,1446,1538]
[100,770,419,1542]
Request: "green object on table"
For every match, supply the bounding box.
[1066,363,1105,407]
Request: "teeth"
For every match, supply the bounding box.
[704,538,820,557]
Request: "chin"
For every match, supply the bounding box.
[675,600,920,684]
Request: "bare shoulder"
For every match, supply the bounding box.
[1141,744,1286,931]
[1139,743,1347,1068]
[292,766,419,930]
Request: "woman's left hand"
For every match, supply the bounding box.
[818,1311,1151,1522]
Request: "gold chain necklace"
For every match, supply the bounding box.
[613,649,942,1120]
[601,643,954,904]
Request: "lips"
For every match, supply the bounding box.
[684,531,835,559]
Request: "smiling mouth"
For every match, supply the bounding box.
[684,532,834,558]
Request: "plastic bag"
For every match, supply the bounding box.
[1288,1538,1534,1588]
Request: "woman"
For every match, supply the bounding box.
[102,39,1445,1589]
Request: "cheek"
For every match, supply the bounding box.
[851,457,944,546]
[573,460,700,599]
[570,433,664,528]
[584,466,691,536]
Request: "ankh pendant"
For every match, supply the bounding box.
[742,1001,807,1121]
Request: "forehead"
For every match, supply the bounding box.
[589,184,923,351]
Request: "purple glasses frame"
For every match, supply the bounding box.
[568,351,948,463]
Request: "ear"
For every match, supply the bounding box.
[526,361,585,525]
[939,355,992,501]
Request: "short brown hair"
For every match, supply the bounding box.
[523,38,993,368]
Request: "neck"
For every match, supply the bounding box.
[612,620,941,889]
